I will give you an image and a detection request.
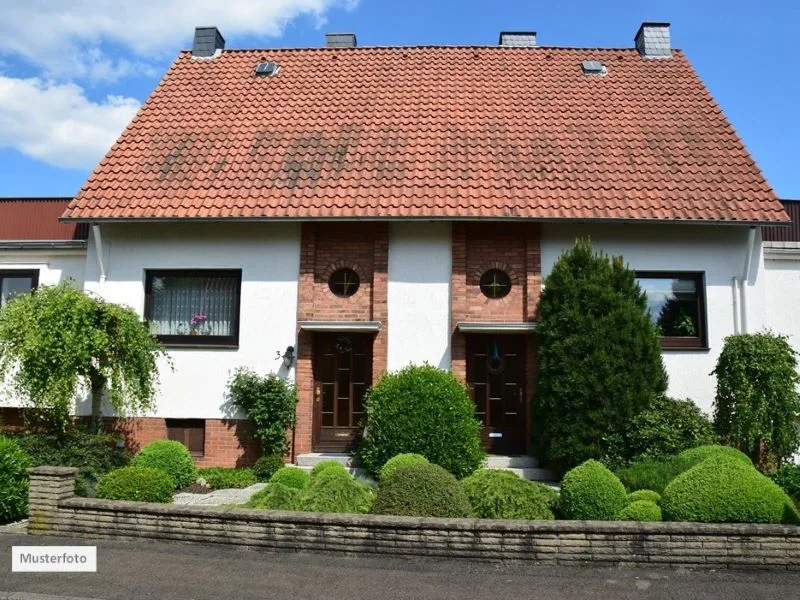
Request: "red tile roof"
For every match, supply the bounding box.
[64,46,786,223]
[0,198,88,241]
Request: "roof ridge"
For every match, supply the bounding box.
[179,46,683,53]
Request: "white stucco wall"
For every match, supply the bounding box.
[540,223,761,415]
[763,247,800,353]
[387,222,452,371]
[81,222,300,419]
[0,250,87,407]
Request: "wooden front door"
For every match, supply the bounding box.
[312,333,373,452]
[466,334,527,454]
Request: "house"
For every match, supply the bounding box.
[3,23,791,468]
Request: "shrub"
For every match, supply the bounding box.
[246,483,301,510]
[268,467,310,490]
[677,444,751,467]
[253,455,284,482]
[14,429,130,496]
[197,467,256,489]
[661,456,798,524]
[131,439,197,489]
[713,332,800,469]
[557,460,627,520]
[310,460,349,479]
[297,474,373,514]
[356,365,485,479]
[616,458,684,494]
[95,466,174,503]
[772,464,800,506]
[373,462,472,518]
[626,489,661,505]
[228,369,297,456]
[604,396,716,468]
[535,239,667,473]
[460,469,556,520]
[379,453,429,482]
[0,435,30,523]
[616,500,662,522]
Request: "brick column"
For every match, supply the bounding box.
[27,466,78,534]
[450,223,467,382]
[371,223,389,379]
[294,223,316,457]
[524,223,541,454]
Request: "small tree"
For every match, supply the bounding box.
[0,282,165,434]
[713,332,800,470]
[535,239,667,473]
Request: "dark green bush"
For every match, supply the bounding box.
[297,474,373,514]
[379,453,429,482]
[131,439,196,489]
[461,469,556,520]
[246,483,301,510]
[0,434,30,523]
[14,430,130,496]
[373,462,472,518]
[626,489,661,505]
[197,467,256,489]
[616,457,685,494]
[713,332,800,469]
[357,365,485,479]
[268,467,310,490]
[535,239,667,473]
[661,456,798,524]
[616,500,662,522]
[253,455,284,482]
[557,460,627,520]
[772,464,800,506]
[96,466,174,503]
[604,396,716,468]
[310,460,348,479]
[228,369,297,456]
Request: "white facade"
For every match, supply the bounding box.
[763,244,800,355]
[81,222,301,419]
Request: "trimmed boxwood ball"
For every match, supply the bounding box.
[268,467,310,490]
[373,462,472,518]
[0,435,30,523]
[96,466,174,503]
[247,483,301,510]
[557,459,627,520]
[356,365,485,479]
[626,489,661,505]
[461,469,556,520]
[677,445,751,468]
[297,474,373,514]
[379,453,429,482]
[616,500,662,522]
[661,456,799,524]
[253,455,285,482]
[310,460,349,479]
[131,440,197,489]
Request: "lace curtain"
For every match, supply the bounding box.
[149,274,237,336]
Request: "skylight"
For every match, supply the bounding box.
[581,60,607,76]
[255,62,279,77]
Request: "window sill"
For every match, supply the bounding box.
[661,346,710,352]
[161,343,240,350]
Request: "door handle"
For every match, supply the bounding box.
[315,385,321,403]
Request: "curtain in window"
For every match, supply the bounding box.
[0,276,34,307]
[149,274,237,337]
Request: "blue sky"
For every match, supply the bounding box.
[0,0,797,198]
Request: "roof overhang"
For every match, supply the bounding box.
[457,321,537,333]
[298,321,381,332]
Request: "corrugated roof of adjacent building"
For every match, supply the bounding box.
[63,45,786,223]
[762,200,800,242]
[0,198,88,240]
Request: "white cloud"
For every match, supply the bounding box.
[0,76,140,169]
[0,0,357,81]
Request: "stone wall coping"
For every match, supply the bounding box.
[60,497,800,537]
[28,466,80,476]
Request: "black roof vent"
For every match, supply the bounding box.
[326,33,357,48]
[255,61,279,77]
[581,60,607,76]
[192,26,225,58]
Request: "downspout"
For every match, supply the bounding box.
[731,276,740,335]
[738,226,757,334]
[91,224,107,282]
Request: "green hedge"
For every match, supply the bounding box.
[661,456,799,524]
[297,474,373,514]
[557,460,627,520]
[0,435,30,523]
[96,466,174,503]
[461,469,556,520]
[616,500,662,522]
[131,440,197,489]
[772,464,800,506]
[379,453,429,482]
[253,455,284,482]
[197,467,256,489]
[246,483,301,510]
[373,462,472,518]
[268,467,310,490]
[356,365,485,479]
[626,489,661,505]
[310,461,348,479]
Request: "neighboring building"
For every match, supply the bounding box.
[2,23,791,467]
